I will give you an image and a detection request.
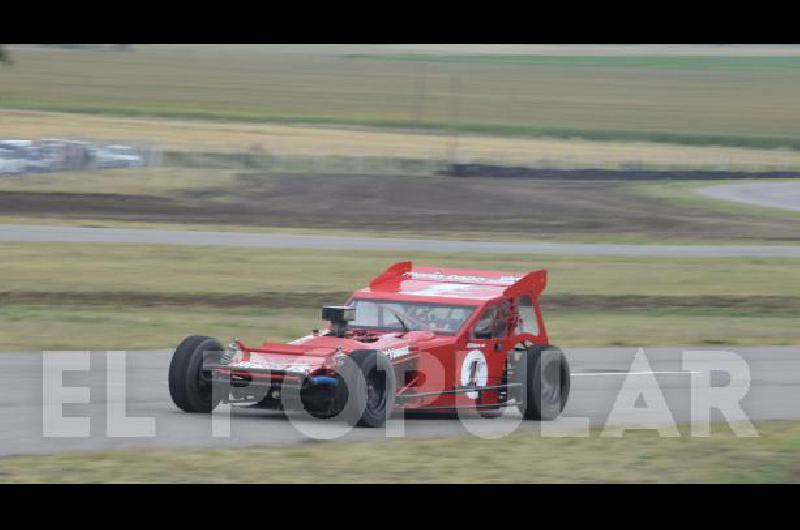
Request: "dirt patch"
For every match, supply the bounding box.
[0,291,350,309]
[3,291,798,314]
[0,191,179,217]
[445,164,800,180]
[3,173,800,241]
[540,295,800,315]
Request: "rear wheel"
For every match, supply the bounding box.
[518,345,570,420]
[340,350,396,428]
[168,335,224,413]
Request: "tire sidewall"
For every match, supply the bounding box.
[340,350,396,428]
[169,335,223,413]
[520,345,570,420]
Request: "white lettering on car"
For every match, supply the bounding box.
[406,271,520,285]
[383,346,411,359]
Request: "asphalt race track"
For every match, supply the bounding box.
[697,181,800,213]
[1,346,798,456]
[1,224,800,257]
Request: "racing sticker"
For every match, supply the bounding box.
[399,283,476,298]
[383,346,411,360]
[407,271,520,285]
[460,350,488,400]
[230,358,317,374]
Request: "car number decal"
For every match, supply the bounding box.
[460,350,488,400]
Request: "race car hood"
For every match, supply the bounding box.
[226,330,446,373]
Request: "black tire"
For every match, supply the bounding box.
[518,345,570,421]
[168,335,224,413]
[340,350,396,428]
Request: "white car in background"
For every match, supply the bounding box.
[0,139,54,173]
[0,139,34,150]
[0,146,30,174]
[1,138,147,173]
[92,145,145,168]
[0,158,29,174]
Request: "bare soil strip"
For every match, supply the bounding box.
[2,172,800,242]
[2,291,797,314]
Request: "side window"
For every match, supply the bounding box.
[472,301,511,339]
[472,306,497,339]
[516,295,539,335]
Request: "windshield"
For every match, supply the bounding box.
[349,298,476,335]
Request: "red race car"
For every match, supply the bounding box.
[168,262,570,427]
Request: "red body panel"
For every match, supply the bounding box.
[223,262,551,411]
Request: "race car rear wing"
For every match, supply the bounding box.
[368,261,547,299]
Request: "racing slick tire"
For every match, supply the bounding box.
[518,345,570,421]
[169,335,224,413]
[340,350,396,428]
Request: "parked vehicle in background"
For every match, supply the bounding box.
[0,152,29,174]
[92,144,145,168]
[35,139,103,171]
[1,141,31,173]
[0,139,35,151]
[1,141,50,173]
[0,138,152,174]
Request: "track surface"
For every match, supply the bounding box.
[2,224,800,257]
[2,346,797,456]
[697,182,800,213]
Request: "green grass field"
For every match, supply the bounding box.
[348,53,800,70]
[3,45,800,150]
[1,242,798,350]
[2,421,798,483]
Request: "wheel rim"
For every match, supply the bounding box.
[365,368,387,415]
[196,347,220,405]
[198,367,211,392]
[541,361,561,404]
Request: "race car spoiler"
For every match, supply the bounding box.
[368,261,547,298]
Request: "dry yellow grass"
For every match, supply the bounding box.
[3,110,800,171]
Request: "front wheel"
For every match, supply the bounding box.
[168,335,224,413]
[518,345,570,421]
[340,350,396,428]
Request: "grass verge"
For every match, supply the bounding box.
[2,305,798,351]
[4,243,798,297]
[1,421,798,483]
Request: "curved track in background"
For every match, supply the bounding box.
[697,181,800,213]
